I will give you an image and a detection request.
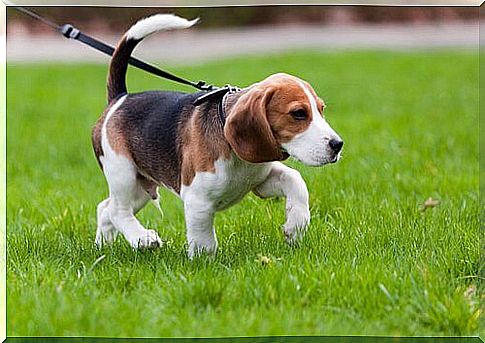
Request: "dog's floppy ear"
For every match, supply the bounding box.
[224,86,287,163]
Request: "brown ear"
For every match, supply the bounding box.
[224,86,287,163]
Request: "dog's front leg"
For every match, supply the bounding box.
[253,162,310,243]
[183,194,217,258]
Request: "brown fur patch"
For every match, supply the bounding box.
[224,73,321,163]
[301,79,326,112]
[92,119,104,170]
[92,100,118,169]
[224,86,286,163]
[180,103,232,187]
[265,76,313,143]
[105,111,131,158]
[92,102,132,163]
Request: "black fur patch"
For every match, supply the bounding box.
[117,90,209,193]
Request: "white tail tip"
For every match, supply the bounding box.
[126,14,199,41]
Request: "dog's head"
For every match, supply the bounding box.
[224,73,343,166]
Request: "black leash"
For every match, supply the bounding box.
[12,5,217,92]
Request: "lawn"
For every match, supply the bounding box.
[6,50,481,337]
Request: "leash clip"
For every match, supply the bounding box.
[193,84,240,106]
[59,24,80,39]
[225,84,240,94]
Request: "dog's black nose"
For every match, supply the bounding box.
[329,139,344,153]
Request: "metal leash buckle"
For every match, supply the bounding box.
[225,84,241,94]
[193,84,240,106]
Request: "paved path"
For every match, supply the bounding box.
[7,22,478,64]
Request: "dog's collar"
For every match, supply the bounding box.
[193,85,241,127]
[218,91,230,127]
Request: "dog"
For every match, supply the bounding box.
[91,14,343,257]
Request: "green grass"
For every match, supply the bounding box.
[7,50,481,337]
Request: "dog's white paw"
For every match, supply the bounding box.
[129,229,163,249]
[284,205,310,244]
[95,227,119,247]
[188,239,218,259]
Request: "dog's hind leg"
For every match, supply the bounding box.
[95,188,151,247]
[95,198,118,246]
[97,95,162,249]
[253,162,310,244]
[103,157,162,249]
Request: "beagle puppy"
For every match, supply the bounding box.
[92,14,343,257]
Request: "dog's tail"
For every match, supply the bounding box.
[107,14,199,103]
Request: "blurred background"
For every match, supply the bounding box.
[7,6,478,31]
[6,6,479,64]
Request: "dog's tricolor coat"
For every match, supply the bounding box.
[92,14,343,257]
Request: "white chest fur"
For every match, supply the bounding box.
[180,155,273,212]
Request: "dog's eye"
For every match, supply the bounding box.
[291,109,308,120]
